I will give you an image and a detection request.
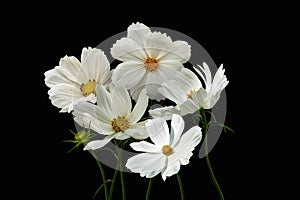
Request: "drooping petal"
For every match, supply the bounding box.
[111,37,147,62]
[125,122,148,139]
[161,159,181,181]
[146,118,169,146]
[126,153,166,178]
[81,47,110,82]
[115,132,130,140]
[83,136,114,150]
[110,85,132,118]
[127,22,151,47]
[194,63,212,91]
[149,106,180,120]
[145,70,168,101]
[179,98,198,116]
[96,84,113,117]
[111,61,146,89]
[128,89,148,124]
[172,126,202,162]
[130,141,160,153]
[170,114,184,147]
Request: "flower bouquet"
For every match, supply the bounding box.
[44,22,232,199]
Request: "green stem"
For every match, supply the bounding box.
[95,159,108,200]
[119,141,126,200]
[145,178,153,200]
[108,162,119,200]
[201,108,224,200]
[176,173,185,200]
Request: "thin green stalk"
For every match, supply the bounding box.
[108,162,119,200]
[176,173,185,200]
[119,141,126,200]
[95,159,108,200]
[201,108,224,200]
[145,178,153,200]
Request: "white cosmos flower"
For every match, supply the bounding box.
[126,114,202,181]
[44,47,112,113]
[73,84,149,150]
[111,22,191,101]
[149,62,229,119]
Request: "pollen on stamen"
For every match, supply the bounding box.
[186,89,197,99]
[144,57,158,72]
[110,116,129,133]
[80,79,97,97]
[162,145,172,156]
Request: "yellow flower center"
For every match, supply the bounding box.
[186,89,197,99]
[162,145,172,156]
[80,79,97,97]
[110,116,130,133]
[144,57,158,72]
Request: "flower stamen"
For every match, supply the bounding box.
[186,89,197,99]
[144,57,158,72]
[110,116,129,133]
[80,79,97,97]
[162,145,172,156]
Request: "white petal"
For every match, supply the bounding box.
[127,22,151,47]
[48,83,82,113]
[170,114,184,147]
[112,61,146,90]
[126,153,166,178]
[128,89,148,124]
[149,106,180,120]
[81,47,111,82]
[143,31,173,59]
[83,136,114,150]
[145,71,166,101]
[125,122,148,139]
[111,38,146,62]
[44,67,74,88]
[179,98,198,115]
[161,159,181,181]
[95,84,113,117]
[173,126,202,163]
[146,118,170,146]
[130,141,160,153]
[115,133,130,140]
[59,55,87,84]
[110,85,132,117]
[161,40,191,63]
[194,63,212,92]
[192,88,207,109]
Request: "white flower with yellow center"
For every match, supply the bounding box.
[111,22,191,101]
[44,47,112,112]
[73,84,149,150]
[126,114,202,181]
[149,62,229,119]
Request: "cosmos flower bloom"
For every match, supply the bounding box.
[73,84,149,150]
[149,62,229,119]
[44,47,112,112]
[126,114,202,181]
[111,22,191,101]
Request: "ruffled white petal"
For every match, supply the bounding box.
[126,153,166,178]
[146,118,169,146]
[145,71,168,101]
[128,89,148,124]
[159,40,191,63]
[161,158,181,181]
[111,61,146,89]
[127,22,151,47]
[59,55,87,84]
[44,67,74,88]
[130,141,160,153]
[96,84,113,117]
[111,38,146,62]
[81,47,110,82]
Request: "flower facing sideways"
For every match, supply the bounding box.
[73,84,149,150]
[126,114,202,181]
[149,62,229,119]
[44,47,112,112]
[111,22,191,101]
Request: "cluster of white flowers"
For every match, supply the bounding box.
[44,22,228,181]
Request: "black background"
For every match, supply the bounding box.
[5,2,295,200]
